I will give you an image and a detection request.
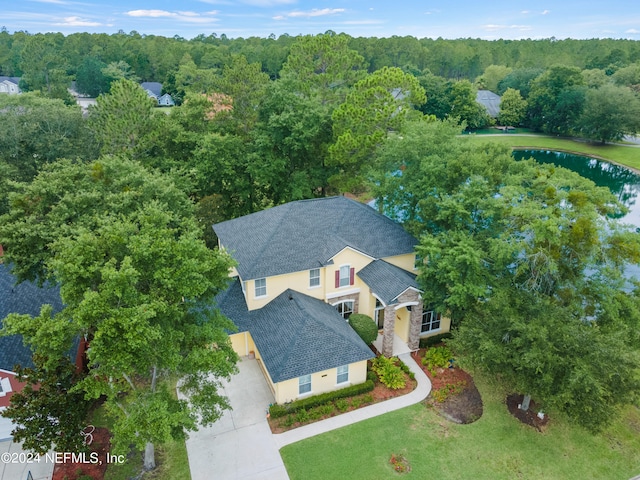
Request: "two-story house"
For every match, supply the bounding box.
[213,196,450,404]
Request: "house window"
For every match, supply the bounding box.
[299,374,311,395]
[335,265,354,288]
[334,300,354,320]
[337,365,349,384]
[0,377,11,397]
[309,268,320,288]
[421,309,441,333]
[254,278,267,298]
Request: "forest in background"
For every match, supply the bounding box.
[2,32,640,462]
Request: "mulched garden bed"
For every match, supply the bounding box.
[52,427,111,480]
[268,367,417,433]
[412,349,483,424]
[506,393,549,432]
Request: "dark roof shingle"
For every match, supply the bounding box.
[217,280,374,383]
[357,259,420,305]
[0,264,64,372]
[214,196,417,280]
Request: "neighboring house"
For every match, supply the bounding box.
[0,77,21,95]
[476,89,501,118]
[158,93,175,107]
[0,262,83,439]
[141,81,162,102]
[213,196,450,404]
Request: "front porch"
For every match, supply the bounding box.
[373,332,412,357]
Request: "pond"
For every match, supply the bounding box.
[511,149,640,227]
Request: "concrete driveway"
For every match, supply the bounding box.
[0,439,54,480]
[184,358,289,480]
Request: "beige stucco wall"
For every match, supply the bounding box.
[394,306,411,342]
[383,252,417,273]
[229,331,257,357]
[244,269,326,311]
[272,360,369,404]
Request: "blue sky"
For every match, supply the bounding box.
[4,0,640,40]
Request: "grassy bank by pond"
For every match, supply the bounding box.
[461,134,640,171]
[280,369,640,480]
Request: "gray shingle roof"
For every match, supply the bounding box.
[357,259,420,305]
[217,279,374,383]
[0,264,64,372]
[140,82,162,97]
[214,196,417,281]
[476,90,501,118]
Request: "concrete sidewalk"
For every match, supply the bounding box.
[273,352,431,448]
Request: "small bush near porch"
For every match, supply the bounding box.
[348,313,378,345]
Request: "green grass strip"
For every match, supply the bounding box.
[461,135,640,171]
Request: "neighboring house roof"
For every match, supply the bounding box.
[214,196,417,280]
[357,259,420,306]
[158,93,175,106]
[476,90,501,117]
[0,264,64,372]
[217,279,374,383]
[0,77,20,86]
[140,82,162,97]
[0,77,21,95]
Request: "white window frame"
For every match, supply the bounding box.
[309,268,321,288]
[339,265,351,287]
[333,300,354,320]
[336,365,349,384]
[299,374,312,395]
[0,377,11,397]
[421,309,442,333]
[254,278,267,298]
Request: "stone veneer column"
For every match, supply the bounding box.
[382,305,396,357]
[408,300,423,351]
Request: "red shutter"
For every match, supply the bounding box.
[335,270,340,288]
[349,267,355,286]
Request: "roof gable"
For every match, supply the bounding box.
[214,197,417,280]
[217,280,374,382]
[357,259,420,305]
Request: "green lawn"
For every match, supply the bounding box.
[460,134,640,171]
[280,371,640,480]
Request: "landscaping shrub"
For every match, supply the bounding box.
[372,356,406,390]
[419,332,453,348]
[335,398,349,412]
[422,345,454,374]
[348,313,378,345]
[269,380,375,418]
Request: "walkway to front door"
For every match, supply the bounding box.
[372,333,412,356]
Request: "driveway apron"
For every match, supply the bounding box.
[184,357,289,480]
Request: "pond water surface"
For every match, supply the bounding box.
[512,149,640,228]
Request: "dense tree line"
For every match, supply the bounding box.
[1,32,640,458]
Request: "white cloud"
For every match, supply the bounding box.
[542,10,550,15]
[125,9,219,23]
[126,10,176,18]
[55,16,101,26]
[626,28,640,34]
[273,8,345,20]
